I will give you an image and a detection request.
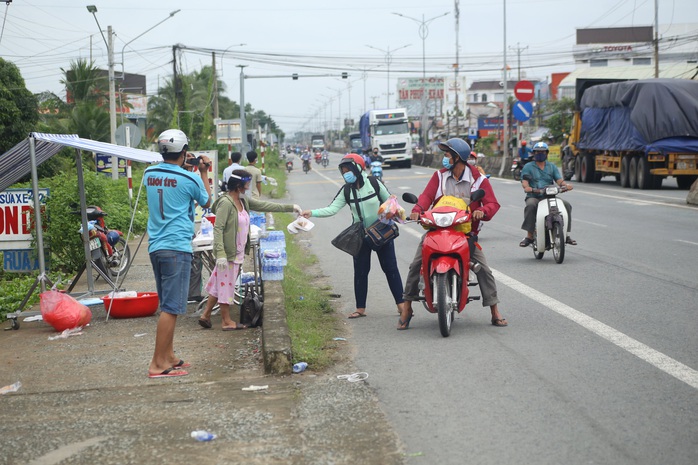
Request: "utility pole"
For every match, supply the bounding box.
[509,42,528,80]
[370,95,379,109]
[238,65,248,152]
[212,52,219,120]
[654,0,659,78]
[498,0,509,177]
[454,0,460,139]
[107,25,117,180]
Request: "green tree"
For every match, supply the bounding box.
[0,58,38,153]
[541,97,575,143]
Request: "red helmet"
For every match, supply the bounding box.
[340,153,366,170]
[521,141,527,146]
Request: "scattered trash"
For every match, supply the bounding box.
[78,298,105,307]
[23,315,43,322]
[190,430,216,442]
[242,385,268,391]
[328,293,341,298]
[292,362,308,373]
[0,381,22,395]
[403,452,424,457]
[337,372,369,383]
[332,337,347,341]
[298,296,304,300]
[134,333,148,338]
[48,327,83,341]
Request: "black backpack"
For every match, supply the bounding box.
[343,176,386,205]
[239,283,263,327]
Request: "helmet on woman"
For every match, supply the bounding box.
[157,129,189,155]
[521,141,527,146]
[438,138,472,162]
[338,153,365,182]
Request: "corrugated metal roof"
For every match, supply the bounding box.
[558,64,698,90]
[0,133,162,192]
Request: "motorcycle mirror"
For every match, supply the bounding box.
[470,189,486,203]
[402,193,418,204]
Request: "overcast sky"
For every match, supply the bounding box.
[2,0,697,135]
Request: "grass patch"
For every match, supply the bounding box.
[271,211,343,370]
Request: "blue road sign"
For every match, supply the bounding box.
[512,100,533,122]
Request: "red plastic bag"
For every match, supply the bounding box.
[40,291,92,332]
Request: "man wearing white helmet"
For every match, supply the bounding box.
[519,141,576,247]
[144,129,212,378]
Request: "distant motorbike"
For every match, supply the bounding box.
[401,189,486,337]
[286,160,293,173]
[314,152,322,164]
[72,205,131,280]
[529,185,569,264]
[370,160,383,180]
[511,157,533,181]
[303,159,311,174]
[321,153,329,167]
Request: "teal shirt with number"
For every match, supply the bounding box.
[144,163,210,253]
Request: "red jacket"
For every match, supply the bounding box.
[411,165,500,234]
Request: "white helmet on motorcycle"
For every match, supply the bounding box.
[157,129,189,157]
[532,141,549,162]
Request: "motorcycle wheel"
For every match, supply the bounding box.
[513,167,521,181]
[107,237,131,279]
[532,230,544,260]
[435,272,454,337]
[552,222,565,264]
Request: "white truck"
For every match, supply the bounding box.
[360,108,412,168]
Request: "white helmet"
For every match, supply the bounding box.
[157,129,189,155]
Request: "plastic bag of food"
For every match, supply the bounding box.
[377,195,406,223]
[40,291,92,332]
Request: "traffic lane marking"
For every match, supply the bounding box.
[676,239,698,247]
[493,270,698,390]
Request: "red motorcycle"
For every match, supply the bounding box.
[314,151,322,164]
[402,190,485,337]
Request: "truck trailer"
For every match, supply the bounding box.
[565,78,698,189]
[310,134,325,152]
[359,108,412,168]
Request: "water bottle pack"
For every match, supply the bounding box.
[260,230,287,281]
[249,212,266,232]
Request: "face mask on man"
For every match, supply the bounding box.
[534,151,548,162]
[442,157,453,169]
[343,171,357,184]
[467,158,477,166]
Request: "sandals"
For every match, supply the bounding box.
[565,236,577,245]
[519,237,533,247]
[397,313,413,330]
[491,318,508,327]
[348,311,366,319]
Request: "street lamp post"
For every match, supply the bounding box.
[392,11,448,152]
[238,65,248,152]
[366,44,410,108]
[120,9,181,79]
[86,5,118,179]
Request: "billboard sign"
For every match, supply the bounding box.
[216,119,242,145]
[0,188,49,251]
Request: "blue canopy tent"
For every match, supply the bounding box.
[0,133,162,327]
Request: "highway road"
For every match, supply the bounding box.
[285,153,698,465]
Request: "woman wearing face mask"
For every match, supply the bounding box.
[400,138,507,330]
[301,154,407,320]
[198,169,302,330]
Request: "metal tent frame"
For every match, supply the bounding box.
[0,133,162,329]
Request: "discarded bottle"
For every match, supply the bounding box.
[292,362,308,373]
[190,430,216,442]
[0,381,22,395]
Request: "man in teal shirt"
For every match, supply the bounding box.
[519,142,576,247]
[144,129,211,378]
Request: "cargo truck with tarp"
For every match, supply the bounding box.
[565,78,698,189]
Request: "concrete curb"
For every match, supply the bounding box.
[261,280,293,375]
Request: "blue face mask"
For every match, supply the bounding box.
[343,172,357,184]
[534,152,548,162]
[442,157,453,169]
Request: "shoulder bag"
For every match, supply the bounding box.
[331,188,366,257]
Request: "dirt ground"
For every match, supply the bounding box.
[0,246,404,465]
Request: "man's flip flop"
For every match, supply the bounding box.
[491,318,508,327]
[198,318,212,329]
[173,359,191,369]
[222,324,249,331]
[148,368,188,378]
[348,312,366,319]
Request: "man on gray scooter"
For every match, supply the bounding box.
[519,141,576,247]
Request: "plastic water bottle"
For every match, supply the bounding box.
[190,430,216,442]
[200,217,212,237]
[293,362,308,373]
